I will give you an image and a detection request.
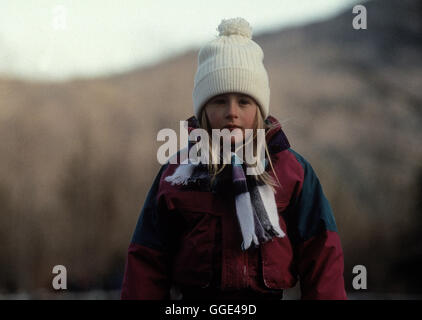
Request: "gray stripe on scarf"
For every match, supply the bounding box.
[252,208,271,243]
[249,186,279,238]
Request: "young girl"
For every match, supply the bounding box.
[121,17,347,300]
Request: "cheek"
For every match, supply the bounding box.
[244,108,257,129]
[206,109,223,128]
[206,114,218,128]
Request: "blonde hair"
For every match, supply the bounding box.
[199,107,281,192]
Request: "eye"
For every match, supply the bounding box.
[213,99,225,104]
[239,99,251,105]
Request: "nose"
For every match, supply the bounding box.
[225,98,239,119]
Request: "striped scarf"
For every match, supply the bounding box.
[165,148,285,250]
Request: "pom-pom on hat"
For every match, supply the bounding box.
[193,17,270,120]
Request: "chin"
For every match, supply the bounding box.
[231,136,244,145]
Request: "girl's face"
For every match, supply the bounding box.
[204,92,258,144]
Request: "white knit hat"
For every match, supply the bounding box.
[193,17,270,120]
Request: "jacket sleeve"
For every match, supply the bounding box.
[120,164,174,300]
[287,149,347,300]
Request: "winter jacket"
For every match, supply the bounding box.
[121,115,347,300]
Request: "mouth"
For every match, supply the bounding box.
[222,125,242,131]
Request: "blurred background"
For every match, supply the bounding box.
[0,0,421,299]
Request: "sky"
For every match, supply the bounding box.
[0,0,360,81]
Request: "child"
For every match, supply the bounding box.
[121,17,347,300]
